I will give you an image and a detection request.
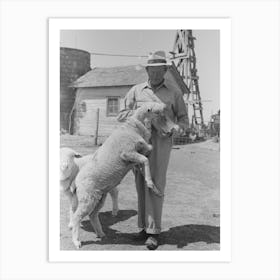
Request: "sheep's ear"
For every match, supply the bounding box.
[74,154,82,158]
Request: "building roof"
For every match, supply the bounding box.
[70,63,190,94]
[70,65,147,88]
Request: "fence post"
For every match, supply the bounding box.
[94,108,100,146]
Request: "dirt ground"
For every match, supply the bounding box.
[60,135,220,250]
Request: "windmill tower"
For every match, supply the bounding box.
[171,30,205,133]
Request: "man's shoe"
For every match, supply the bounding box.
[132,230,148,241]
[145,235,159,250]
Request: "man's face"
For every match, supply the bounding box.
[146,66,167,86]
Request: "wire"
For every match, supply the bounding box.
[89,51,186,61]
[89,52,148,58]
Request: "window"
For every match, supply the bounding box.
[107,97,120,116]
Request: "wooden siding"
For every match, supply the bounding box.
[73,87,128,137]
[74,99,122,136]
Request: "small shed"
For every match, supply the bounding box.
[70,64,189,139]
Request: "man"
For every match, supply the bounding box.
[118,51,188,250]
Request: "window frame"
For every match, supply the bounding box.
[106,96,120,117]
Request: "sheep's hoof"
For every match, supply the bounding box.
[96,232,106,239]
[112,209,119,217]
[147,144,153,151]
[146,181,163,197]
[73,240,82,249]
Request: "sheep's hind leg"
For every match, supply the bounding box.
[109,188,119,216]
[71,204,89,249]
[89,193,107,238]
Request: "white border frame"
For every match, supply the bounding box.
[49,18,231,262]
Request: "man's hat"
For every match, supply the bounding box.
[144,50,171,67]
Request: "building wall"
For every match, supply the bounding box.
[73,86,131,138]
[72,75,189,139]
[60,47,91,131]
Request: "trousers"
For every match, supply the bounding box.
[135,130,173,234]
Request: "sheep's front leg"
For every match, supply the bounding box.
[69,192,78,229]
[121,152,162,196]
[63,189,77,229]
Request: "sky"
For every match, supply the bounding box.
[60,30,220,122]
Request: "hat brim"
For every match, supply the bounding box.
[143,62,172,67]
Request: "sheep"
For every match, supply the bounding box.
[71,102,179,248]
[60,147,119,229]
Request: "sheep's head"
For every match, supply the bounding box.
[133,102,165,122]
[60,147,81,181]
[135,102,179,137]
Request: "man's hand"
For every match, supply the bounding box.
[173,124,185,136]
[177,127,185,136]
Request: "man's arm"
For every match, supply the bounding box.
[175,93,189,133]
[117,86,136,122]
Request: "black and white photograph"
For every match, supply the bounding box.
[1,1,279,279]
[49,18,231,260]
[59,29,221,251]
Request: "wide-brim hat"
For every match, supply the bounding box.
[143,50,172,67]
